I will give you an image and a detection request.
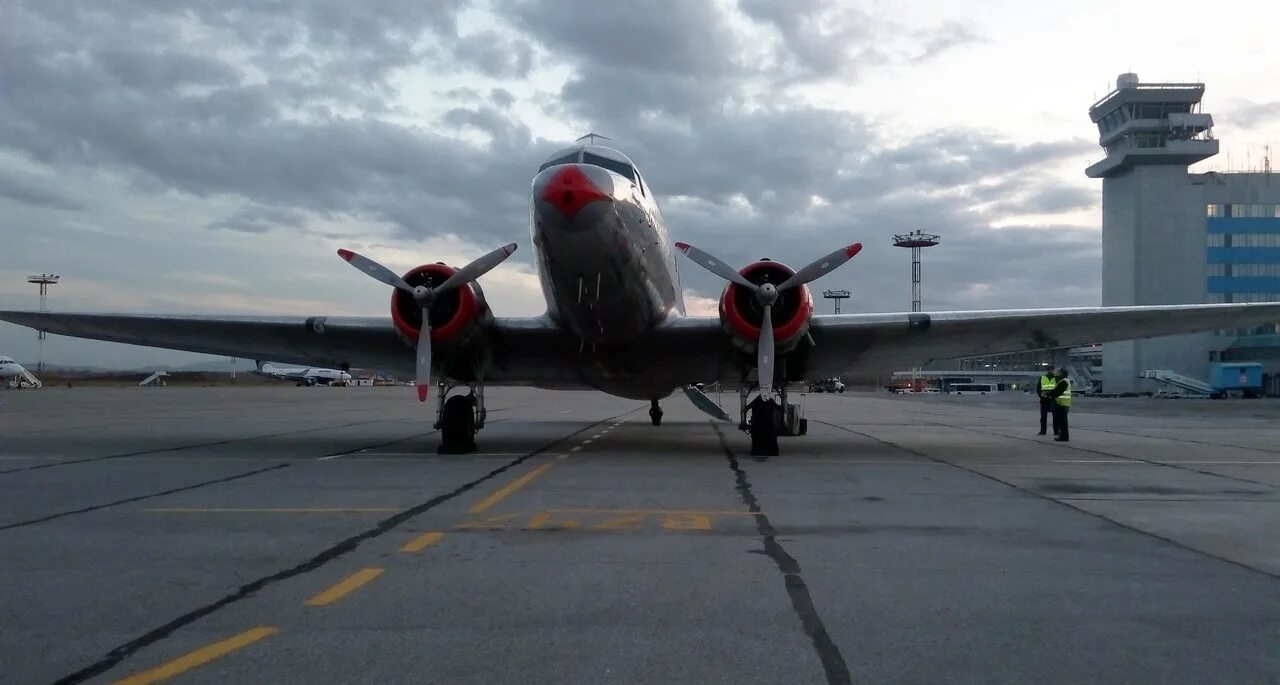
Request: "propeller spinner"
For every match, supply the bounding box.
[338,243,517,402]
[675,241,861,400]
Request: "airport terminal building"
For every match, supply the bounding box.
[1086,74,1280,394]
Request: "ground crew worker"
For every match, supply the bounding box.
[1050,367,1071,442]
[1037,367,1058,436]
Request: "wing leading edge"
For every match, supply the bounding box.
[0,310,583,386]
[805,303,1280,375]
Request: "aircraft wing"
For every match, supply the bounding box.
[0,311,411,371]
[0,310,594,386]
[804,303,1280,375]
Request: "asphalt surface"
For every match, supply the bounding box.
[0,386,1277,684]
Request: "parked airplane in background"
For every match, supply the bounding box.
[0,355,40,389]
[253,361,352,387]
[5,134,1280,454]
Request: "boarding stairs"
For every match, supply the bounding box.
[15,369,41,388]
[1139,369,1213,397]
[139,371,168,387]
[1067,359,1098,393]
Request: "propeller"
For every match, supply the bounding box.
[338,243,518,402]
[674,241,862,400]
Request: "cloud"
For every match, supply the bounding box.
[1225,99,1280,130]
[1,0,1114,369]
[0,166,85,211]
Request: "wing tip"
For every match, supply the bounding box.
[416,384,429,402]
[845,243,863,258]
[674,242,690,253]
[337,248,354,261]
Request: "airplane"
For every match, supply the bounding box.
[0,355,40,389]
[4,134,1280,454]
[252,361,353,387]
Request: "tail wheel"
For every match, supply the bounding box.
[438,395,477,454]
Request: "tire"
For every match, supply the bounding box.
[749,400,779,456]
[798,418,808,435]
[438,395,476,454]
[649,409,663,426]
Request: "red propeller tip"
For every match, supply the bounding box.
[845,243,863,258]
[337,249,354,261]
[416,385,429,402]
[675,242,690,252]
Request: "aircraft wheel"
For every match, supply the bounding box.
[749,400,779,457]
[798,418,808,435]
[437,395,477,454]
[649,409,663,426]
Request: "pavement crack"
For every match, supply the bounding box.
[51,408,640,685]
[812,419,1280,581]
[927,419,1274,488]
[0,417,396,475]
[712,423,852,685]
[0,463,290,532]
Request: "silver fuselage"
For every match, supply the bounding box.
[528,145,690,398]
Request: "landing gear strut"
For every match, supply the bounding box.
[649,399,663,426]
[434,380,487,454]
[739,380,806,457]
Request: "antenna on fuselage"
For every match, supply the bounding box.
[575,132,612,146]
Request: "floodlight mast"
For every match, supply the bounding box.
[892,231,940,312]
[26,274,60,373]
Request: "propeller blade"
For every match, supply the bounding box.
[777,242,862,291]
[337,249,414,292]
[437,243,519,293]
[674,242,758,291]
[758,303,775,400]
[415,308,432,402]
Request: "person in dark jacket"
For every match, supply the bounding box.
[1050,368,1071,442]
[1036,367,1058,436]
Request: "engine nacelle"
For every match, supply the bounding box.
[390,263,490,348]
[718,259,814,354]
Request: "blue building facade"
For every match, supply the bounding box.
[1204,192,1280,388]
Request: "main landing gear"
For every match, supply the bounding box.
[434,381,487,454]
[739,383,807,457]
[649,399,663,426]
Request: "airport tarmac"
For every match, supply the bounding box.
[0,386,1277,684]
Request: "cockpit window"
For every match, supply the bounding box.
[582,152,636,182]
[537,152,580,172]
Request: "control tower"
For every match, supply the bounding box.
[1086,73,1219,393]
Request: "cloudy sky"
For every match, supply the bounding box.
[2,0,1279,368]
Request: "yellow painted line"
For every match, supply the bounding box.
[400,531,445,553]
[112,626,277,685]
[547,508,753,516]
[146,508,400,513]
[569,446,583,452]
[526,512,552,529]
[467,462,555,514]
[305,568,384,607]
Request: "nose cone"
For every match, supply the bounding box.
[538,165,609,220]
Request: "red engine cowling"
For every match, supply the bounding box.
[718,259,814,353]
[390,263,489,347]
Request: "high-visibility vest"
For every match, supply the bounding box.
[1055,379,1072,407]
[1040,375,1057,393]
